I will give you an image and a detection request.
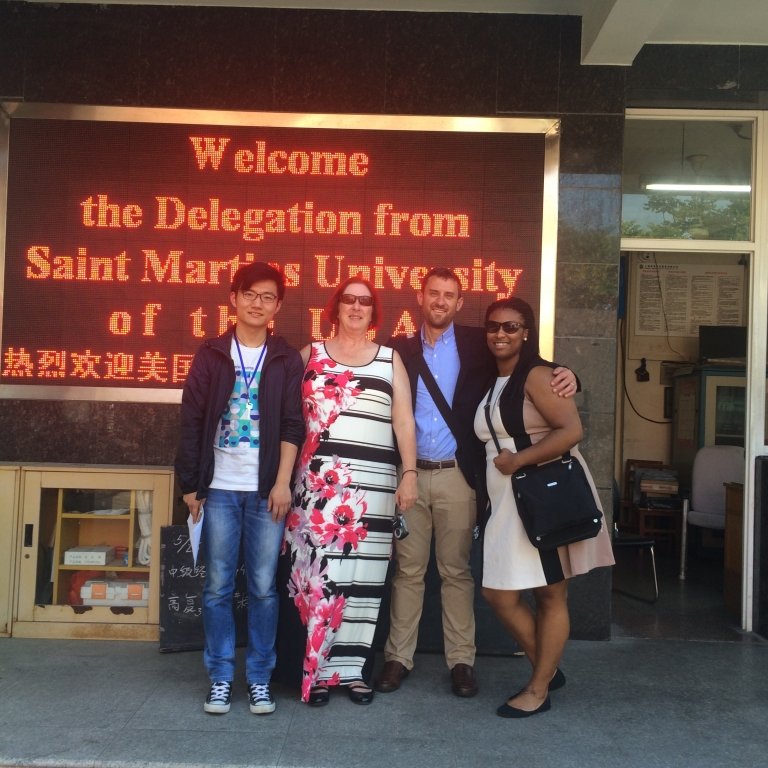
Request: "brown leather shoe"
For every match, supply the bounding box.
[373,660,410,693]
[450,663,479,697]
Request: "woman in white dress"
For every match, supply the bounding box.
[474,297,613,719]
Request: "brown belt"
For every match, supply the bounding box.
[416,459,456,470]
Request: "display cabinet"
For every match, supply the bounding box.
[0,465,21,636]
[13,465,174,640]
[671,366,746,487]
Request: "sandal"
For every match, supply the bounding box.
[346,681,374,705]
[308,685,330,707]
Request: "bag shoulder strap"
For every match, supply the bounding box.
[483,385,571,464]
[483,386,503,454]
[412,352,461,440]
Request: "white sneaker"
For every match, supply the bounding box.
[248,682,276,714]
[204,680,232,714]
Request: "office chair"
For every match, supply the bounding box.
[679,445,744,580]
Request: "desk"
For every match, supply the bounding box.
[636,497,682,551]
[724,482,743,620]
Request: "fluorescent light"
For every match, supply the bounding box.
[645,183,751,193]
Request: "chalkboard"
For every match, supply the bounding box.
[159,525,247,653]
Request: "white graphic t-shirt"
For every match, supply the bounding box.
[209,339,265,491]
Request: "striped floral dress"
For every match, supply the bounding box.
[284,342,397,701]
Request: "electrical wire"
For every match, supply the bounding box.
[645,252,688,361]
[619,316,672,425]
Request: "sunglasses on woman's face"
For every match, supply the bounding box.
[484,320,526,334]
[339,293,374,306]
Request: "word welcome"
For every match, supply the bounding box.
[189,137,370,177]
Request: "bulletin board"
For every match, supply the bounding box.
[627,251,747,362]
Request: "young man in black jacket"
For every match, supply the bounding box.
[175,262,304,716]
[375,267,576,698]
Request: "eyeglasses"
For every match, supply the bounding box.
[484,320,526,334]
[241,290,278,304]
[339,293,374,307]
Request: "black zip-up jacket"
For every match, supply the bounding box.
[388,325,495,496]
[175,329,305,500]
[389,325,581,523]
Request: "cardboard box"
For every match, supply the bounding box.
[80,579,149,607]
[640,479,679,495]
[63,545,116,565]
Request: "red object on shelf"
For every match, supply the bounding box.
[67,570,101,605]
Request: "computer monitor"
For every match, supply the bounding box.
[698,325,747,362]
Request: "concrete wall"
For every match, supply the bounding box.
[3,1,767,640]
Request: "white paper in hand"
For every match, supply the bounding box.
[187,506,204,567]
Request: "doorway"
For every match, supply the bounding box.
[617,108,768,637]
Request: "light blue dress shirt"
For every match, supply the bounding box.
[414,323,461,461]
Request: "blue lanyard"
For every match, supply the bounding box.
[234,335,267,412]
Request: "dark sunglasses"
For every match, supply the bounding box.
[484,320,526,334]
[339,293,374,306]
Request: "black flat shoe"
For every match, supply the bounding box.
[496,696,551,719]
[346,682,374,705]
[508,668,566,699]
[308,686,330,707]
[549,668,566,691]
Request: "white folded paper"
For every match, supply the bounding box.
[187,506,204,567]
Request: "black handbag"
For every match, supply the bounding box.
[483,387,602,550]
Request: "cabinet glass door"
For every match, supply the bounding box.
[703,376,746,446]
[44,487,151,609]
[713,384,746,445]
[15,467,172,638]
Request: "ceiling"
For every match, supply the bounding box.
[622,118,754,196]
[23,0,768,65]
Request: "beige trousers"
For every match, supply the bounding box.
[384,465,477,669]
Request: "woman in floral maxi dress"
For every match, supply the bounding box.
[284,276,417,706]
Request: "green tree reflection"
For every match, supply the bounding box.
[622,193,750,240]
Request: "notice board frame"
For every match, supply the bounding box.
[0,102,560,403]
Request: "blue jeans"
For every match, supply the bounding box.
[201,489,285,683]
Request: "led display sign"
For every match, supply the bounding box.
[0,106,558,401]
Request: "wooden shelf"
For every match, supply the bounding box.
[61,512,131,519]
[56,563,150,573]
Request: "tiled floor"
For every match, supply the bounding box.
[1,542,767,768]
[611,544,755,642]
[2,626,767,768]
